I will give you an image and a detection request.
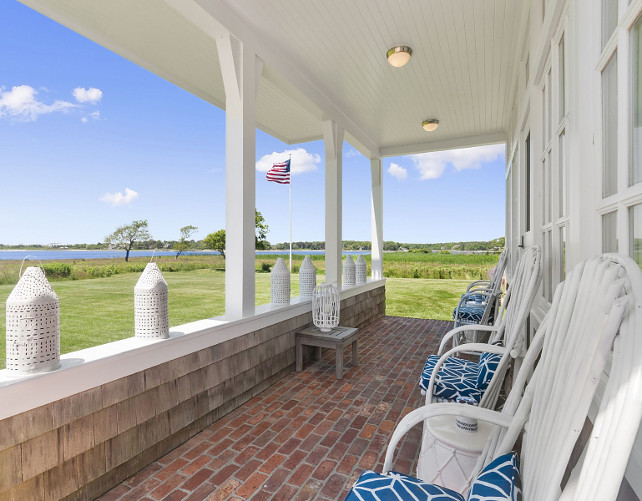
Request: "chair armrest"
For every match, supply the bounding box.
[426,344,508,403]
[381,403,513,475]
[466,280,490,292]
[438,325,498,354]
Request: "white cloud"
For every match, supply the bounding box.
[256,147,321,175]
[81,111,101,123]
[73,87,103,104]
[345,147,361,159]
[100,188,139,207]
[409,143,504,180]
[0,85,75,121]
[387,162,407,180]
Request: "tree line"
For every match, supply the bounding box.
[2,213,504,260]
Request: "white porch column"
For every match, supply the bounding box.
[323,120,344,286]
[370,158,383,280]
[216,34,262,318]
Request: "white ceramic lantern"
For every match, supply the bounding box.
[312,283,340,332]
[6,266,60,373]
[271,258,291,305]
[134,263,169,339]
[343,255,356,286]
[355,255,367,284]
[299,256,317,298]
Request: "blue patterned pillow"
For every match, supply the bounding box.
[466,452,522,501]
[475,352,502,390]
[344,470,464,501]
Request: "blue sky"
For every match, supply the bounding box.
[0,2,505,246]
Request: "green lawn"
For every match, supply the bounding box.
[0,270,464,369]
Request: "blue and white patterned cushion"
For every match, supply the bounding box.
[453,305,495,325]
[475,352,502,390]
[467,452,522,501]
[419,349,502,404]
[453,305,485,323]
[419,355,483,403]
[344,470,464,501]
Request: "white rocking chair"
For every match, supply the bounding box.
[346,253,642,501]
[420,246,542,411]
[451,249,509,338]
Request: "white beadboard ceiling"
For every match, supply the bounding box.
[19,0,525,157]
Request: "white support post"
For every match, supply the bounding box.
[216,34,263,319]
[370,158,383,280]
[323,120,344,287]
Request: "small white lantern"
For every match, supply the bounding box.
[6,266,60,373]
[299,256,317,298]
[135,263,169,339]
[343,255,356,286]
[271,258,291,305]
[355,255,367,284]
[312,283,340,332]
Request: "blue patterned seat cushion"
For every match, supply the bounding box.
[344,470,464,501]
[419,352,502,404]
[476,352,502,390]
[467,452,521,501]
[344,453,521,501]
[453,304,495,325]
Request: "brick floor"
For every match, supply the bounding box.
[98,316,451,501]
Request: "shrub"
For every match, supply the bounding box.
[42,263,72,279]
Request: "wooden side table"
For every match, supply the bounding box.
[295,325,359,380]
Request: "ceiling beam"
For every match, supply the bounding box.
[379,132,507,158]
[187,0,380,158]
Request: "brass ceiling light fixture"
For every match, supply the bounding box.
[386,46,412,67]
[422,119,439,132]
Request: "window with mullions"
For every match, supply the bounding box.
[559,35,566,121]
[602,0,618,49]
[602,53,618,198]
[632,17,642,186]
[603,211,618,252]
[631,205,642,269]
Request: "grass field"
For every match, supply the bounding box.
[0,251,498,285]
[0,270,468,369]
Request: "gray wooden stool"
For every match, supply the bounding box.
[295,325,359,380]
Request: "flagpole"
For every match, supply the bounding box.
[289,155,292,272]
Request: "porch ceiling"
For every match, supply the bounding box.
[19,0,525,156]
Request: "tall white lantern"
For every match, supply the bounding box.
[299,256,317,298]
[312,283,340,332]
[343,255,356,286]
[271,258,291,305]
[355,255,367,284]
[134,263,169,339]
[6,266,60,373]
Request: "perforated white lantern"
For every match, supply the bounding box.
[343,255,356,286]
[271,258,291,305]
[355,255,367,284]
[6,266,60,373]
[299,256,317,298]
[312,283,340,332]
[134,263,169,339]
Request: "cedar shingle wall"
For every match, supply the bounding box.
[0,286,385,500]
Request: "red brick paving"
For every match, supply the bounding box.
[98,316,450,500]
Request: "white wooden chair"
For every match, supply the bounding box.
[419,246,542,411]
[345,254,642,501]
[451,249,509,337]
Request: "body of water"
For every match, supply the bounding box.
[0,249,370,261]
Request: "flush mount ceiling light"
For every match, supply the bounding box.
[387,46,412,67]
[422,119,439,132]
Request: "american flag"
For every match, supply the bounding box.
[266,159,290,184]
